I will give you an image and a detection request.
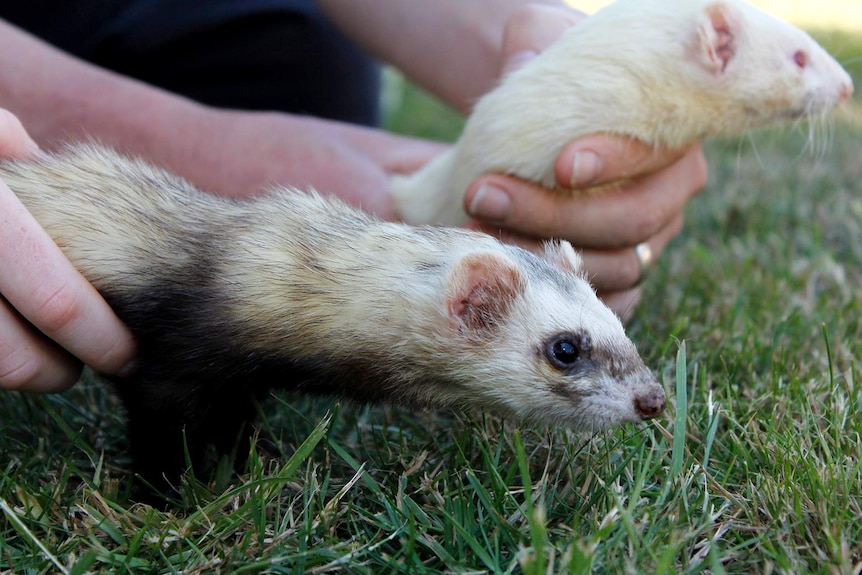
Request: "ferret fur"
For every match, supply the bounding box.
[3,145,665,494]
[390,0,855,225]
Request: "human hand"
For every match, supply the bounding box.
[0,110,136,392]
[152,107,446,220]
[463,4,708,319]
[465,140,707,317]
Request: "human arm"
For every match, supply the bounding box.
[314,0,579,114]
[0,18,442,217]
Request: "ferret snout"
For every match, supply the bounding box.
[839,81,854,103]
[634,386,666,420]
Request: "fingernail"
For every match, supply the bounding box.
[24,138,52,161]
[570,150,603,188]
[115,359,138,379]
[503,50,538,74]
[467,183,512,221]
[34,148,52,161]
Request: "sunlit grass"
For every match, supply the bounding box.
[566,0,862,31]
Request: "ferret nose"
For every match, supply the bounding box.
[840,81,854,102]
[634,388,666,420]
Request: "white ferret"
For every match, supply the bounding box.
[2,145,664,495]
[390,0,854,225]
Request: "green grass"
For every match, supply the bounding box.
[2,33,862,575]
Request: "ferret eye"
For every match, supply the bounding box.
[545,333,586,370]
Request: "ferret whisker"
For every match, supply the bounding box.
[794,112,833,166]
[810,117,826,163]
[744,129,766,172]
[792,116,815,159]
[616,294,641,325]
[819,114,836,159]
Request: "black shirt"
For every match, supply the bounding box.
[3,0,381,124]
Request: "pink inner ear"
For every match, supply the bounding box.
[698,3,736,74]
[447,253,525,333]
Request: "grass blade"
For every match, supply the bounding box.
[671,341,688,477]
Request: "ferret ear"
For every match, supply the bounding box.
[693,2,738,74]
[447,252,526,333]
[543,240,583,276]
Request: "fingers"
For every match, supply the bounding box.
[465,142,706,248]
[0,179,136,392]
[469,212,660,322]
[578,213,683,291]
[472,212,683,293]
[0,297,82,392]
[556,134,694,189]
[0,108,42,159]
[500,5,586,74]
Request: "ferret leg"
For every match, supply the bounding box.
[118,381,257,502]
[194,388,260,474]
[119,398,192,501]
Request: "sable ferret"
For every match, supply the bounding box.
[390,0,854,225]
[3,145,664,495]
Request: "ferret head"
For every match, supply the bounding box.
[678,0,854,134]
[561,0,854,147]
[435,240,665,432]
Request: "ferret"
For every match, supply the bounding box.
[390,0,855,225]
[2,145,665,495]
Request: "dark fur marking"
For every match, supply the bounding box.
[103,252,456,495]
[513,248,574,293]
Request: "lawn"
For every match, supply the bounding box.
[1,28,861,575]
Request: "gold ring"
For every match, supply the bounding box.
[634,242,653,286]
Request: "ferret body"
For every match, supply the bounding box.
[390,0,854,225]
[3,145,664,493]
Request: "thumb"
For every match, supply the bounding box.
[555,134,695,189]
[0,109,41,160]
[499,5,586,75]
